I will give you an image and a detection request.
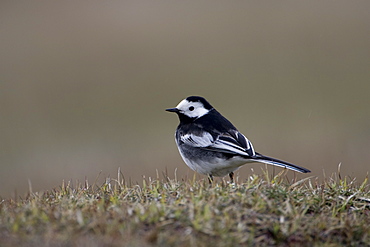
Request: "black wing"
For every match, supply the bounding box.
[180,129,256,157]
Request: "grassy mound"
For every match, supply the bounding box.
[0,170,369,246]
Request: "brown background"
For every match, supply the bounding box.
[1,1,369,197]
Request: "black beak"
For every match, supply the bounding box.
[166,108,179,113]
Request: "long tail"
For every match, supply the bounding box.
[252,153,310,173]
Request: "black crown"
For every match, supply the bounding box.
[186,96,213,110]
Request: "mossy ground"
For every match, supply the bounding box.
[0,169,369,246]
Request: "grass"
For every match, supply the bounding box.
[0,169,369,247]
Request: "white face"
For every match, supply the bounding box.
[176,99,210,118]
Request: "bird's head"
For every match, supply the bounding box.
[166,96,213,120]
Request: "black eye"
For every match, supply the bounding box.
[189,106,194,111]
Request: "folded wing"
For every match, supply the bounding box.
[180,130,256,157]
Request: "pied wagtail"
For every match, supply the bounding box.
[166,96,310,182]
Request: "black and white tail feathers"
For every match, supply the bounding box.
[252,153,310,173]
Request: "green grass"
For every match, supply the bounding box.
[0,169,369,247]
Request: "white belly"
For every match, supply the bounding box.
[178,148,249,177]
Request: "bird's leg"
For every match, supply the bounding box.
[208,174,214,184]
[229,172,234,184]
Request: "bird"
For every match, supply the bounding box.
[166,96,310,183]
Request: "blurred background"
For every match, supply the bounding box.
[1,1,369,197]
